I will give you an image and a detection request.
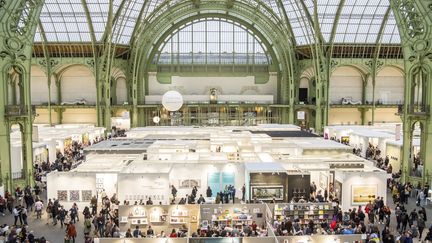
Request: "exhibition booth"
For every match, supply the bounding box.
[9,124,105,177]
[97,201,363,242]
[118,204,199,236]
[47,126,386,212]
[323,124,425,173]
[97,236,362,243]
[348,129,393,158]
[385,138,420,173]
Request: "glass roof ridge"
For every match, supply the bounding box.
[34,0,401,45]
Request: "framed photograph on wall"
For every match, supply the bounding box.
[189,179,201,188]
[351,185,377,205]
[82,190,92,201]
[251,186,283,201]
[69,190,80,201]
[179,179,190,188]
[57,190,67,201]
[319,172,328,190]
[179,179,201,188]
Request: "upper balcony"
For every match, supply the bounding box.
[4,105,36,117]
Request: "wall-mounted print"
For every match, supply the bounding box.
[251,186,283,201]
[351,185,377,204]
[57,190,67,201]
[69,190,80,201]
[179,179,201,188]
[319,172,328,190]
[82,190,92,201]
[189,179,201,188]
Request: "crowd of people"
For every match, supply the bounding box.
[170,184,243,205]
[1,132,432,242]
[1,179,432,242]
[196,223,267,237]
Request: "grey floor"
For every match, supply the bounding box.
[0,189,431,243]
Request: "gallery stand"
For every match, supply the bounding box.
[104,203,364,243]
[118,205,199,237]
[273,203,335,227]
[199,204,267,232]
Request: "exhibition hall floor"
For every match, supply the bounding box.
[0,190,430,243]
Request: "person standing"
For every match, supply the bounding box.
[241,184,246,202]
[417,214,426,239]
[21,207,28,225]
[0,195,5,216]
[69,203,78,223]
[206,186,212,198]
[34,199,43,219]
[97,213,105,237]
[83,216,92,236]
[171,185,178,200]
[147,225,154,236]
[133,226,141,238]
[66,221,77,243]
[58,206,67,228]
[13,206,22,226]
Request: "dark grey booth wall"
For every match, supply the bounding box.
[249,173,311,202]
[249,173,288,201]
[286,175,310,201]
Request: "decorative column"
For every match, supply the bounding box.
[0,0,44,190]
[391,0,432,184]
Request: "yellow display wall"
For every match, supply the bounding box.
[328,108,362,125]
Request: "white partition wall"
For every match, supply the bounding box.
[336,171,387,211]
[96,173,118,200]
[117,173,170,205]
[47,171,96,210]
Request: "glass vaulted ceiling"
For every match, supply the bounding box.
[35,0,400,46]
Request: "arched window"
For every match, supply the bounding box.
[155,18,271,65]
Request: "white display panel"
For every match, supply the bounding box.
[148,73,277,96]
[117,173,170,205]
[46,172,96,209]
[337,171,387,211]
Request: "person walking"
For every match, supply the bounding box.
[13,206,22,226]
[66,221,77,243]
[34,200,43,219]
[58,206,67,228]
[241,184,246,202]
[21,207,28,225]
[417,214,426,239]
[171,185,178,200]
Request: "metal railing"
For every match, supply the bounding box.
[408,105,430,114]
[12,171,23,179]
[5,105,36,117]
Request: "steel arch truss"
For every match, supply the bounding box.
[127,0,297,126]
